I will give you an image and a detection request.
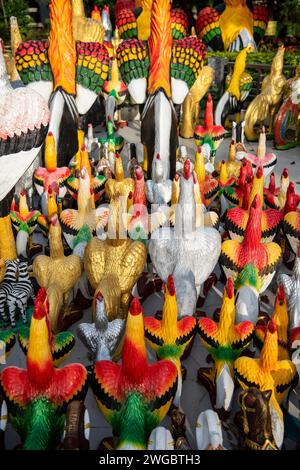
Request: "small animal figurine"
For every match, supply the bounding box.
[232,120,247,160]
[148,427,174,450]
[215,45,253,129]
[193,147,219,208]
[264,169,290,210]
[6,256,34,328]
[0,259,19,325]
[144,275,196,405]
[98,117,124,154]
[244,127,277,176]
[245,45,286,141]
[216,161,235,216]
[255,285,289,360]
[196,410,224,450]
[278,247,300,330]
[102,55,127,128]
[0,288,87,450]
[223,158,253,207]
[215,140,242,179]
[198,278,254,412]
[145,154,172,205]
[77,291,124,361]
[149,159,221,317]
[237,388,278,450]
[101,5,113,41]
[194,94,225,171]
[33,214,82,333]
[89,297,178,450]
[220,195,282,293]
[105,153,134,200]
[234,319,297,448]
[61,400,90,450]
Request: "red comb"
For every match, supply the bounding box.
[129,297,142,316]
[166,275,175,296]
[225,277,234,299]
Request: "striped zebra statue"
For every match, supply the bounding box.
[0,259,19,324]
[7,257,34,328]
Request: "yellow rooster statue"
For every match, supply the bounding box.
[72,0,105,43]
[245,45,287,141]
[33,214,82,333]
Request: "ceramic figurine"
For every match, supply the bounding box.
[72,0,105,43]
[101,5,113,41]
[244,127,277,176]
[116,0,206,181]
[66,145,106,207]
[0,260,19,325]
[145,154,172,205]
[282,182,300,215]
[234,319,297,448]
[105,153,134,200]
[60,167,109,248]
[180,65,214,139]
[255,286,289,360]
[274,65,300,150]
[220,195,282,293]
[216,161,235,216]
[84,194,147,320]
[193,147,219,208]
[0,288,87,450]
[102,55,127,128]
[72,224,93,305]
[223,158,253,207]
[6,256,34,328]
[89,297,178,450]
[15,0,110,164]
[238,388,278,450]
[234,264,260,324]
[61,400,90,450]
[194,94,225,172]
[283,209,300,255]
[77,291,124,361]
[198,278,254,412]
[0,46,49,203]
[196,0,268,51]
[215,45,253,129]
[148,427,174,450]
[264,169,290,210]
[144,275,197,405]
[10,191,44,258]
[34,133,70,201]
[98,117,125,153]
[215,140,242,179]
[278,248,300,330]
[225,168,282,243]
[116,0,188,41]
[33,214,82,333]
[196,410,224,450]
[232,120,247,160]
[149,159,221,318]
[245,46,286,141]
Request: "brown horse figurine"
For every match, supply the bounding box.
[237,388,278,450]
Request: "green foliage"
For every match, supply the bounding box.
[0,0,32,42]
[206,51,300,68]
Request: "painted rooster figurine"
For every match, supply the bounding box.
[198,278,254,412]
[0,288,87,450]
[90,297,178,450]
[196,0,268,52]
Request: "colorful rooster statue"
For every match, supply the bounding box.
[144,275,197,405]
[223,158,253,207]
[196,0,268,51]
[0,288,87,450]
[194,94,225,172]
[149,159,221,317]
[255,285,289,361]
[89,297,178,450]
[264,169,290,210]
[116,0,206,181]
[116,0,188,41]
[225,167,282,242]
[215,44,253,129]
[15,0,110,165]
[193,147,219,208]
[244,127,277,176]
[198,278,254,412]
[234,319,297,448]
[221,194,282,292]
[102,55,127,128]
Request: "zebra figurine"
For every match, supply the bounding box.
[0,259,19,324]
[7,257,34,328]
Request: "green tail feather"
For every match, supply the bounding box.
[73,224,93,248]
[234,263,260,291]
[12,398,64,450]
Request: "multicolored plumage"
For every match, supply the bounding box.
[0,329,16,359]
[98,118,124,152]
[194,147,219,207]
[234,319,297,448]
[264,170,290,210]
[220,194,282,293]
[144,275,196,405]
[89,297,178,450]
[10,191,42,236]
[198,277,254,411]
[0,288,87,449]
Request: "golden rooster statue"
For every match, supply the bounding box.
[33,214,82,333]
[72,0,105,43]
[245,45,287,141]
[84,194,147,320]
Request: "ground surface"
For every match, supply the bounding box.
[2,118,300,450]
